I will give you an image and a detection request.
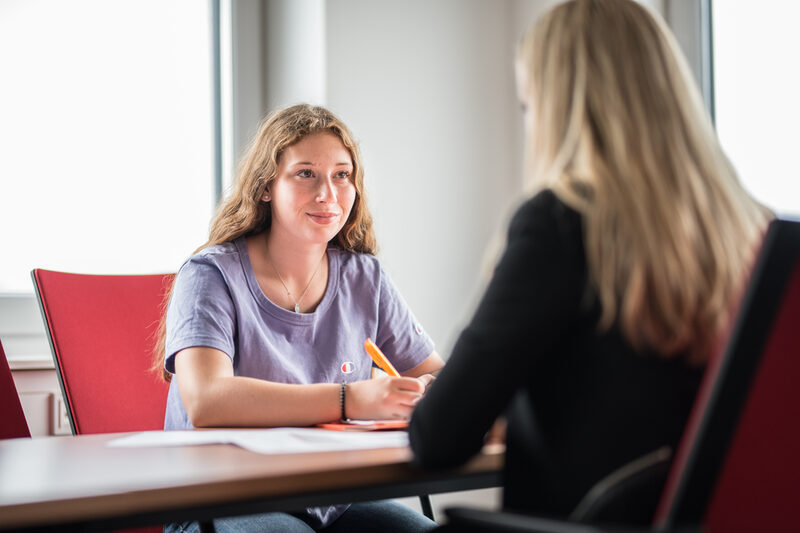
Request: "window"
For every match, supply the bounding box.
[0,0,215,292]
[713,2,800,217]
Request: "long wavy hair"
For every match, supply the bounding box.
[152,104,377,381]
[517,0,771,362]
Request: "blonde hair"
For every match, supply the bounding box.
[517,0,770,362]
[153,104,377,380]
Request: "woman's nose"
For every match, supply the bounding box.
[316,176,337,202]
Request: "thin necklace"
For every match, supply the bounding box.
[265,245,325,313]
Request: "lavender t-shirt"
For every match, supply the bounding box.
[163,237,434,527]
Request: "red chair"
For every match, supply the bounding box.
[31,269,173,435]
[32,270,174,533]
[0,339,30,439]
[654,217,800,531]
[444,218,800,532]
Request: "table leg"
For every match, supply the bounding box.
[419,494,435,522]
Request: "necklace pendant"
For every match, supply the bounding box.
[294,304,301,313]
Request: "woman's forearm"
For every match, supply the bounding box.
[176,346,342,427]
[186,376,341,428]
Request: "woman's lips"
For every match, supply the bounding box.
[307,212,340,225]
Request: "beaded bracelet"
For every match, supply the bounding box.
[339,381,348,422]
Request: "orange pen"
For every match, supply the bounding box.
[364,338,400,377]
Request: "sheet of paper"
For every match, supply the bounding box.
[107,430,237,448]
[107,427,408,454]
[232,428,408,454]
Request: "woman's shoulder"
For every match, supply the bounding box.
[178,239,243,276]
[329,246,383,281]
[516,188,580,222]
[511,189,583,237]
[506,189,586,262]
[189,239,240,261]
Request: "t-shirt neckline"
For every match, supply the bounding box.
[235,237,339,324]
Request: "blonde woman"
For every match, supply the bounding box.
[158,104,442,532]
[410,0,770,524]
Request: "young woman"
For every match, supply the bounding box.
[156,104,443,532]
[409,0,770,524]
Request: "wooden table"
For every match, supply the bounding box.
[0,432,503,532]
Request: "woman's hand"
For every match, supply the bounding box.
[485,417,507,445]
[416,373,436,392]
[398,351,442,395]
[346,376,425,420]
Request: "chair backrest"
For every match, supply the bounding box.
[654,218,800,531]
[32,269,174,435]
[0,339,30,439]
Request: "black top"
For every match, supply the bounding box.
[409,190,703,519]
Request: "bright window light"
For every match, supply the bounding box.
[0,0,215,292]
[713,2,800,218]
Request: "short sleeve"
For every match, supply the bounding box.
[164,257,237,374]
[375,266,435,373]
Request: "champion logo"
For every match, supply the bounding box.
[414,323,424,335]
[341,361,355,374]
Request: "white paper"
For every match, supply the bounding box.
[107,430,238,448]
[107,427,408,454]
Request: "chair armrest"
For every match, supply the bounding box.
[570,446,672,523]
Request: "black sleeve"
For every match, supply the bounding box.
[409,190,587,468]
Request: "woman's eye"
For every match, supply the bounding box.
[297,169,314,178]
[335,171,351,180]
